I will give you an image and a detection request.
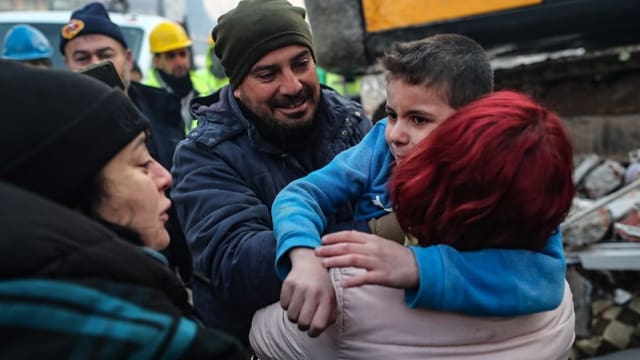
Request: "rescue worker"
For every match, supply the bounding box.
[1,24,53,68]
[144,21,202,132]
[60,2,193,283]
[192,35,229,95]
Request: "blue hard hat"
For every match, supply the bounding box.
[2,24,53,61]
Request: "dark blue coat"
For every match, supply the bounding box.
[128,82,184,171]
[171,86,372,343]
[129,82,192,282]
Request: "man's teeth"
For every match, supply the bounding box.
[286,100,304,108]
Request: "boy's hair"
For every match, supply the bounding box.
[380,33,493,109]
[390,91,575,251]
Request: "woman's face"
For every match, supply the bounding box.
[96,132,172,250]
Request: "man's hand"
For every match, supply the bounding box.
[280,248,336,337]
[316,230,419,289]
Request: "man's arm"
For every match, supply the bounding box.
[171,139,281,313]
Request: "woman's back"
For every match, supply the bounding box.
[251,267,575,360]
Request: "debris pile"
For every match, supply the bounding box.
[564,151,640,359]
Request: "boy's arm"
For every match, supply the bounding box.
[279,248,336,336]
[272,122,388,336]
[273,121,389,279]
[318,229,565,316]
[407,230,565,315]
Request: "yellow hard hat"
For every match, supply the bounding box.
[149,21,192,53]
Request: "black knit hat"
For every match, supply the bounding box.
[0,60,149,208]
[59,2,128,54]
[212,0,314,88]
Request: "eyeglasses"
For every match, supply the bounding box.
[164,50,188,60]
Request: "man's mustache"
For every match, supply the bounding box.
[270,86,313,108]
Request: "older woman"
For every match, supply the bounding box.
[1,60,170,253]
[0,60,247,359]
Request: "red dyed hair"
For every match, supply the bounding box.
[389,91,575,251]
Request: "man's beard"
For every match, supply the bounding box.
[262,84,317,130]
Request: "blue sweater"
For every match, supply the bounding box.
[273,119,566,315]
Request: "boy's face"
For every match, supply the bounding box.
[384,78,455,161]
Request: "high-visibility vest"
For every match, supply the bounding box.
[316,66,361,98]
[143,68,199,133]
[192,68,228,96]
[143,68,201,92]
[316,66,327,85]
[325,72,362,98]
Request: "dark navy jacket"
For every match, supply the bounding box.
[171,86,372,343]
[129,82,193,282]
[129,82,184,171]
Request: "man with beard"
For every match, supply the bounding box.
[145,21,205,132]
[60,2,193,283]
[170,0,372,345]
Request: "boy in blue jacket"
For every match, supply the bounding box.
[272,34,567,336]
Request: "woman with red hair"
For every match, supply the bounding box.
[392,90,575,252]
[251,90,576,359]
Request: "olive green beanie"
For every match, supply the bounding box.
[212,0,314,88]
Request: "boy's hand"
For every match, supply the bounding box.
[316,230,419,289]
[280,248,336,337]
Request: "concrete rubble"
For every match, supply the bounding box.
[563,151,640,359]
[564,152,640,250]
